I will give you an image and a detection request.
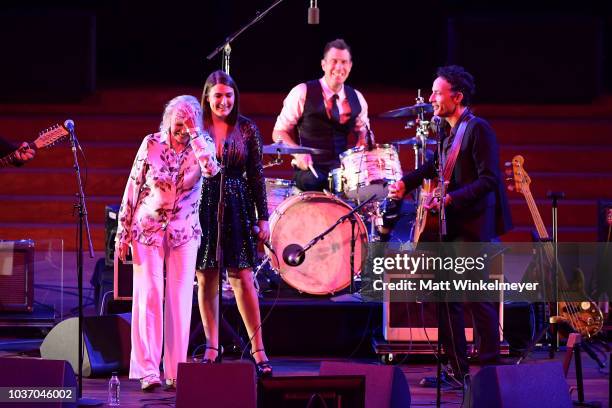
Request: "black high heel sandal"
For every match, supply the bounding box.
[201,345,222,364]
[251,349,273,378]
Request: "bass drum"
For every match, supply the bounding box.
[266,192,368,295]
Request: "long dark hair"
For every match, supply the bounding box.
[201,70,240,126]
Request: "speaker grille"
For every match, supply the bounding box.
[0,240,34,312]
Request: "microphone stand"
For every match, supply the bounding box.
[215,143,228,362]
[67,125,100,407]
[434,122,447,408]
[206,0,285,74]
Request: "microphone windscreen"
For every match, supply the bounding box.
[308,7,319,24]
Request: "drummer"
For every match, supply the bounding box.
[272,38,372,191]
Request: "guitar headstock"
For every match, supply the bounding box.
[33,124,69,150]
[504,155,531,195]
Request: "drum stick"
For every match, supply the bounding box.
[308,165,319,178]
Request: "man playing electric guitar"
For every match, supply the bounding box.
[388,65,513,383]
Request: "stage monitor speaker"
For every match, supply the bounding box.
[320,361,410,408]
[40,314,131,377]
[0,357,77,408]
[466,361,572,408]
[0,239,34,312]
[105,204,133,300]
[447,15,602,103]
[259,375,366,408]
[176,361,256,408]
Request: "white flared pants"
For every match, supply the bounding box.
[128,238,197,380]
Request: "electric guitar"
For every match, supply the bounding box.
[508,155,603,338]
[0,124,69,168]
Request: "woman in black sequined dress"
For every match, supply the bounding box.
[195,70,272,376]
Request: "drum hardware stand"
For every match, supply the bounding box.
[403,90,435,242]
[206,0,285,74]
[263,151,283,169]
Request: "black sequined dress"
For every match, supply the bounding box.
[196,116,268,270]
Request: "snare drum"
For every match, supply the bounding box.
[266,192,368,295]
[340,144,403,201]
[265,178,295,215]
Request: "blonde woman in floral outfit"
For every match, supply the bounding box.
[116,95,217,391]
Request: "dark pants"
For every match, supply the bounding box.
[440,301,500,378]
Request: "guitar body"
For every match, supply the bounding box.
[555,269,604,338]
[411,179,441,243]
[558,301,604,338]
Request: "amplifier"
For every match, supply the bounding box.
[105,204,133,300]
[383,253,504,343]
[0,239,35,312]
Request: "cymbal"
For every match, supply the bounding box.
[393,136,437,146]
[379,103,433,118]
[262,142,326,155]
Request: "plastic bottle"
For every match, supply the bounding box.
[108,371,120,406]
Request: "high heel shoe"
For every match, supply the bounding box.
[201,345,222,364]
[251,349,273,378]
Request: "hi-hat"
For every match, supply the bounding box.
[263,141,326,155]
[393,136,437,146]
[379,103,434,118]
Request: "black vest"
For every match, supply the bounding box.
[297,80,361,169]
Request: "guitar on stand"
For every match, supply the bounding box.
[507,155,604,339]
[0,124,69,168]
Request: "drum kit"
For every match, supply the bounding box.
[259,97,437,296]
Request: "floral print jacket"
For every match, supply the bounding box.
[115,131,217,248]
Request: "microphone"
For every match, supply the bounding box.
[308,0,319,24]
[282,243,305,267]
[253,225,276,255]
[64,119,75,132]
[430,116,445,138]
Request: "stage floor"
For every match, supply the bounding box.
[0,350,609,407]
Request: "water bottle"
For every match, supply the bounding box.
[108,371,120,406]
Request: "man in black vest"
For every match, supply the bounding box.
[388,65,513,382]
[272,38,371,191]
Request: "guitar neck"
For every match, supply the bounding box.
[0,151,18,168]
[523,185,571,287]
[523,187,549,240]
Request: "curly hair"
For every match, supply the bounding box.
[436,65,476,106]
[160,95,203,135]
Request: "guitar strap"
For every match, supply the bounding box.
[442,112,475,181]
